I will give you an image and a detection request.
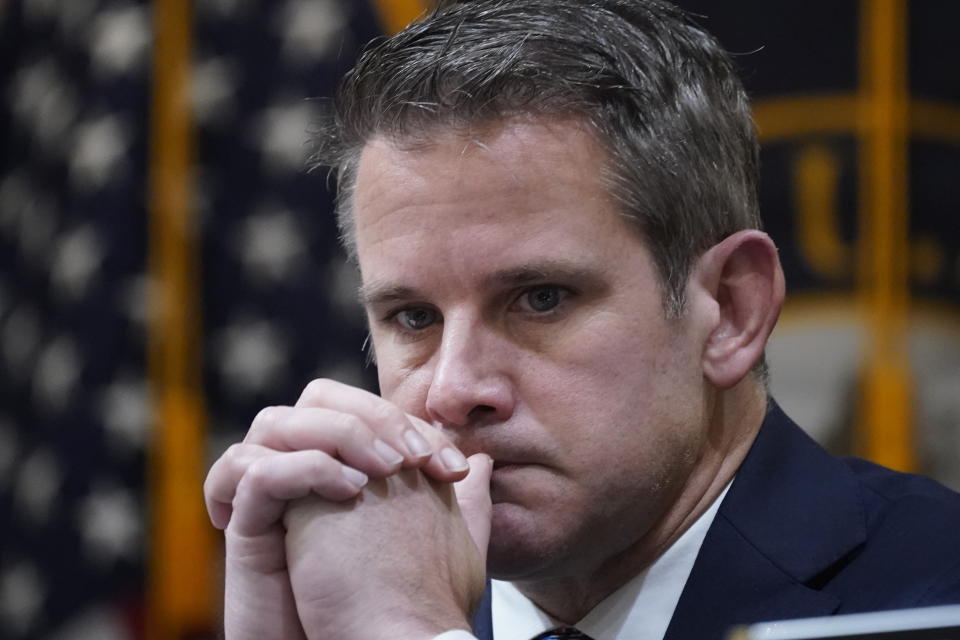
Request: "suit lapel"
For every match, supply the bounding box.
[664,514,841,639]
[665,402,865,639]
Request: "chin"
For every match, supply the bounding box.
[485,503,578,580]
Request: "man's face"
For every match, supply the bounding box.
[353,119,711,580]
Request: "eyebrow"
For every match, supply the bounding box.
[358,283,422,308]
[358,259,601,308]
[485,261,599,288]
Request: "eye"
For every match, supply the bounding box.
[394,307,439,331]
[517,286,568,313]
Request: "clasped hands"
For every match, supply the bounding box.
[203,379,493,640]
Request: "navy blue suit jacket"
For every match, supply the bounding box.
[473,402,960,639]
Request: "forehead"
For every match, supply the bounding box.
[350,118,638,278]
[355,118,608,210]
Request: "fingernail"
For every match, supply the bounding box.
[403,429,432,459]
[342,466,368,490]
[373,439,404,466]
[440,447,469,473]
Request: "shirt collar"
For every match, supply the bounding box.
[491,481,732,640]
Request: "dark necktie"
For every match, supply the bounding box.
[532,628,596,640]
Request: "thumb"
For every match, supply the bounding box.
[454,453,493,560]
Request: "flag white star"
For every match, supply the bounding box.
[0,170,29,239]
[99,375,152,454]
[31,77,79,158]
[9,58,58,127]
[14,448,61,525]
[196,0,254,18]
[70,115,130,191]
[0,170,57,266]
[21,0,57,25]
[276,0,347,64]
[234,205,307,283]
[88,5,152,78]
[48,605,129,640]
[0,561,44,635]
[215,318,290,395]
[1,304,42,383]
[77,483,143,565]
[57,0,98,43]
[7,51,79,156]
[253,99,318,173]
[192,56,240,125]
[18,190,58,272]
[33,335,82,412]
[117,274,153,328]
[50,224,106,300]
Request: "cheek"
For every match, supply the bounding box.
[529,321,701,458]
[377,361,433,414]
[369,325,434,401]
[537,316,677,404]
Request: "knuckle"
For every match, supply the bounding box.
[232,472,255,507]
[301,378,334,404]
[307,451,335,480]
[242,458,274,491]
[245,407,275,442]
[251,406,274,427]
[282,451,332,492]
[337,413,367,436]
[370,401,405,431]
[220,443,246,471]
[202,469,216,495]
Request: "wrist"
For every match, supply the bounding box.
[224,556,306,640]
[300,604,472,640]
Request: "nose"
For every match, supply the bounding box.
[424,316,515,428]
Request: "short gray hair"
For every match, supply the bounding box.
[310,0,761,318]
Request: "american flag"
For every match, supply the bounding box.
[0,0,384,637]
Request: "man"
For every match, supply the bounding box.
[203,1,960,638]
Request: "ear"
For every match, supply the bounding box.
[689,230,785,389]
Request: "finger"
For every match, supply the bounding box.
[245,406,406,476]
[292,379,469,480]
[230,450,369,538]
[407,415,471,482]
[295,379,436,464]
[454,453,494,561]
[205,442,277,530]
[205,443,369,531]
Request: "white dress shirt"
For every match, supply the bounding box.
[434,481,730,640]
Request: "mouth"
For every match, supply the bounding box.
[456,440,544,472]
[486,454,524,468]
[491,460,530,472]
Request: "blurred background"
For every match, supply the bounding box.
[0,0,957,638]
